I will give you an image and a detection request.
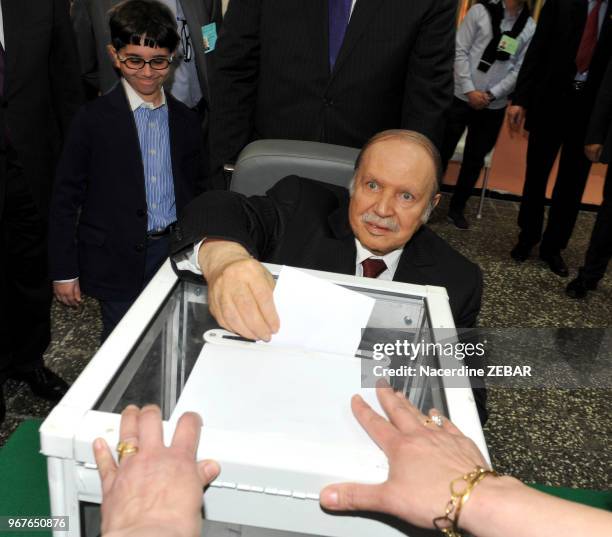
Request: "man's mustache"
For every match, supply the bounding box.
[361,213,399,232]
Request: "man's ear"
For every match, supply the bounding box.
[431,193,441,209]
[107,44,120,69]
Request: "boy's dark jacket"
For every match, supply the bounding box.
[49,83,208,301]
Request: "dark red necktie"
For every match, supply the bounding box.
[576,0,603,73]
[361,258,387,279]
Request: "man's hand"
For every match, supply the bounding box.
[507,105,526,136]
[198,240,280,341]
[585,144,603,163]
[53,280,82,307]
[319,385,489,529]
[94,405,220,537]
[466,91,490,110]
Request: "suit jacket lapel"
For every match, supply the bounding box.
[308,0,332,78]
[321,202,357,275]
[2,0,24,95]
[166,95,186,208]
[107,84,147,199]
[392,227,435,284]
[330,0,385,80]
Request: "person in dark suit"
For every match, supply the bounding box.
[71,0,221,106]
[207,0,457,189]
[49,0,208,341]
[507,0,612,277]
[0,0,83,423]
[172,131,482,331]
[172,130,486,423]
[566,57,612,298]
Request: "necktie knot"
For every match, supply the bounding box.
[361,257,387,279]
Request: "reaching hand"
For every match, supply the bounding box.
[198,240,280,341]
[94,405,220,537]
[319,386,489,529]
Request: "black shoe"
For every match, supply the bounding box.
[566,277,597,299]
[447,210,469,230]
[510,242,532,262]
[539,251,569,277]
[10,367,69,402]
[0,384,5,424]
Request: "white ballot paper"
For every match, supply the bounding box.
[264,265,375,357]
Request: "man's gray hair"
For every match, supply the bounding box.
[350,129,441,223]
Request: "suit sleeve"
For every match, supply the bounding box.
[170,176,303,279]
[50,0,85,138]
[208,0,262,189]
[585,57,612,146]
[400,0,455,149]
[48,107,91,281]
[511,0,557,109]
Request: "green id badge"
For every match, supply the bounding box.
[497,35,518,55]
[202,22,217,53]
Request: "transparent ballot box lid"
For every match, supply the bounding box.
[40,262,486,537]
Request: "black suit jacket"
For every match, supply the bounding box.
[71,0,222,100]
[513,0,612,130]
[171,176,483,328]
[586,56,612,163]
[0,0,83,217]
[208,0,456,188]
[49,83,208,301]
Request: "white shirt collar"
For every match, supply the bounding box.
[354,239,403,280]
[121,78,167,111]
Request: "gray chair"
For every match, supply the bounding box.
[228,140,360,196]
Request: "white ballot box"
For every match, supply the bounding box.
[40,260,488,537]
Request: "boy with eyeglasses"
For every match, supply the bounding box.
[48,0,208,340]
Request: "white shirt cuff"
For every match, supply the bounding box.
[54,277,79,283]
[174,239,205,275]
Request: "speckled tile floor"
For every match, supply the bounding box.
[1,195,610,491]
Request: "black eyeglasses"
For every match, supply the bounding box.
[178,18,193,62]
[117,54,174,70]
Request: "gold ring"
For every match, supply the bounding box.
[116,441,139,462]
[424,418,433,426]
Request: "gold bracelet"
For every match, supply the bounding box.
[433,466,498,537]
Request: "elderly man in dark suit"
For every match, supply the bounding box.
[566,57,612,298]
[508,0,612,276]
[0,0,83,423]
[172,130,482,332]
[207,0,456,189]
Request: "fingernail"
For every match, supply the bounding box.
[323,490,338,507]
[204,462,219,479]
[94,438,104,450]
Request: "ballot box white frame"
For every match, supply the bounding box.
[40,260,488,537]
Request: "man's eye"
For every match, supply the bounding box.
[366,181,378,190]
[400,192,414,201]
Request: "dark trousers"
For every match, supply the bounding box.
[0,153,51,382]
[518,89,593,253]
[99,234,170,341]
[578,165,612,284]
[440,97,506,214]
